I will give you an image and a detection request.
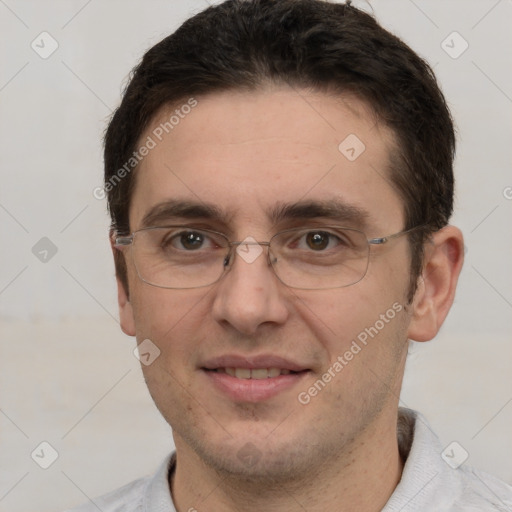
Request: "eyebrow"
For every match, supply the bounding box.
[140,200,230,228]
[140,198,370,230]
[269,199,369,228]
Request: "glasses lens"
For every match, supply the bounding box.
[269,227,369,289]
[131,227,229,289]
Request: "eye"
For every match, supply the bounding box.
[296,230,345,251]
[163,230,216,251]
[305,232,331,251]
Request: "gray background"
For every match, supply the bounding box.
[0,1,511,510]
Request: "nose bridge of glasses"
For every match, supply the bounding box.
[229,240,271,247]
[225,239,272,268]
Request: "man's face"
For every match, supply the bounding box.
[119,88,414,479]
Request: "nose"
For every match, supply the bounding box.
[211,241,289,335]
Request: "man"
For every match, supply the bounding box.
[69,0,512,510]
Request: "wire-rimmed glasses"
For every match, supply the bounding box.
[115,224,422,290]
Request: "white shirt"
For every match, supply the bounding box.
[66,408,512,512]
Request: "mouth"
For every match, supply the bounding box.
[201,356,311,402]
[204,367,305,379]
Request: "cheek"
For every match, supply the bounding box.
[131,285,206,340]
[131,288,205,406]
[294,287,392,345]
[299,290,409,402]
[295,279,409,376]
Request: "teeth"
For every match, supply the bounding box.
[221,367,294,379]
[268,367,281,378]
[235,368,251,379]
[251,368,269,380]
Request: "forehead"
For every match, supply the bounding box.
[129,87,403,233]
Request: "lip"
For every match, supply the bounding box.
[201,354,311,403]
[201,354,308,372]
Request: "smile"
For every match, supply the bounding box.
[210,367,298,379]
[201,357,310,402]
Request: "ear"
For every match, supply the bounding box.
[110,231,136,337]
[116,276,136,336]
[407,226,464,342]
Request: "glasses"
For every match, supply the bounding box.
[115,225,422,290]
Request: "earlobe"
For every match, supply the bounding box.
[407,226,464,342]
[117,276,136,336]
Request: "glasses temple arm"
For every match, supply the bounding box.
[368,225,426,246]
[114,235,133,247]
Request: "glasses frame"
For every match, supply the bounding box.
[114,224,424,290]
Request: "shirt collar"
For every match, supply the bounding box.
[382,407,462,511]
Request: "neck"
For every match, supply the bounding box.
[171,408,405,512]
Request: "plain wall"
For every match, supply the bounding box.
[0,1,511,511]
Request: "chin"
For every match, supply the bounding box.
[177,423,335,485]
[202,443,314,483]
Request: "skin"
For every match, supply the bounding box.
[114,86,464,512]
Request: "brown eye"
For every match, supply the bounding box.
[178,231,205,250]
[305,232,330,250]
[160,230,210,251]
